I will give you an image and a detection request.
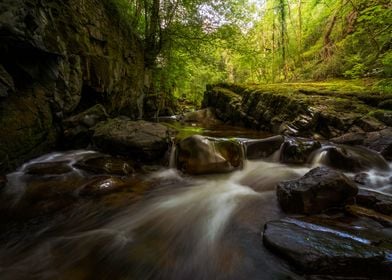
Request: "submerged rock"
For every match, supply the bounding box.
[244,135,284,160]
[79,176,132,197]
[74,155,134,176]
[263,218,392,278]
[176,135,243,175]
[92,118,171,162]
[277,167,358,214]
[25,161,73,175]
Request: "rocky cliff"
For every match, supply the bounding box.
[0,0,144,172]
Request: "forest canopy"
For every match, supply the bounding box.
[107,0,392,105]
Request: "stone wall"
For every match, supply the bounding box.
[0,0,144,172]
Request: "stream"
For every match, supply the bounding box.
[0,123,391,280]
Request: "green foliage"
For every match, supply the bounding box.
[106,0,392,110]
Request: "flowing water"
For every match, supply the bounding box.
[0,125,391,280]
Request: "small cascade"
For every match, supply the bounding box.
[168,139,177,169]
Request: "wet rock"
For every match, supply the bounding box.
[356,189,392,215]
[263,218,392,278]
[176,135,243,175]
[363,128,392,160]
[92,118,171,162]
[345,204,392,227]
[315,145,390,172]
[79,176,132,197]
[74,155,134,176]
[244,135,284,160]
[78,176,122,196]
[25,161,73,175]
[277,167,358,214]
[279,137,321,164]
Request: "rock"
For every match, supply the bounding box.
[314,145,390,172]
[92,118,171,162]
[244,135,284,160]
[372,111,392,126]
[263,218,392,278]
[330,132,366,145]
[356,189,392,215]
[181,108,221,125]
[363,128,392,160]
[345,204,392,227]
[0,0,144,172]
[277,167,358,214]
[74,155,134,176]
[62,104,109,148]
[25,161,73,175]
[355,116,386,132]
[279,137,321,164]
[176,135,243,175]
[79,176,131,197]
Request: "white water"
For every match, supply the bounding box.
[1,143,391,279]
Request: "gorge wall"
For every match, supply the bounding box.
[0,0,144,172]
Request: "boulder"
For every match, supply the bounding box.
[263,218,392,278]
[330,132,366,145]
[279,137,321,164]
[244,135,284,160]
[92,118,171,162]
[181,108,221,125]
[74,155,134,176]
[314,145,390,172]
[277,167,358,214]
[176,135,243,175]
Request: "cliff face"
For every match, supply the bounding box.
[0,0,144,172]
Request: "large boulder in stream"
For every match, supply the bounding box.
[176,135,243,175]
[277,167,358,214]
[263,217,392,278]
[313,145,390,172]
[92,118,172,162]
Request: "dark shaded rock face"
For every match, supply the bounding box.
[0,0,144,172]
[92,118,171,162]
[263,218,392,279]
[62,104,109,148]
[277,167,358,214]
[176,135,243,175]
